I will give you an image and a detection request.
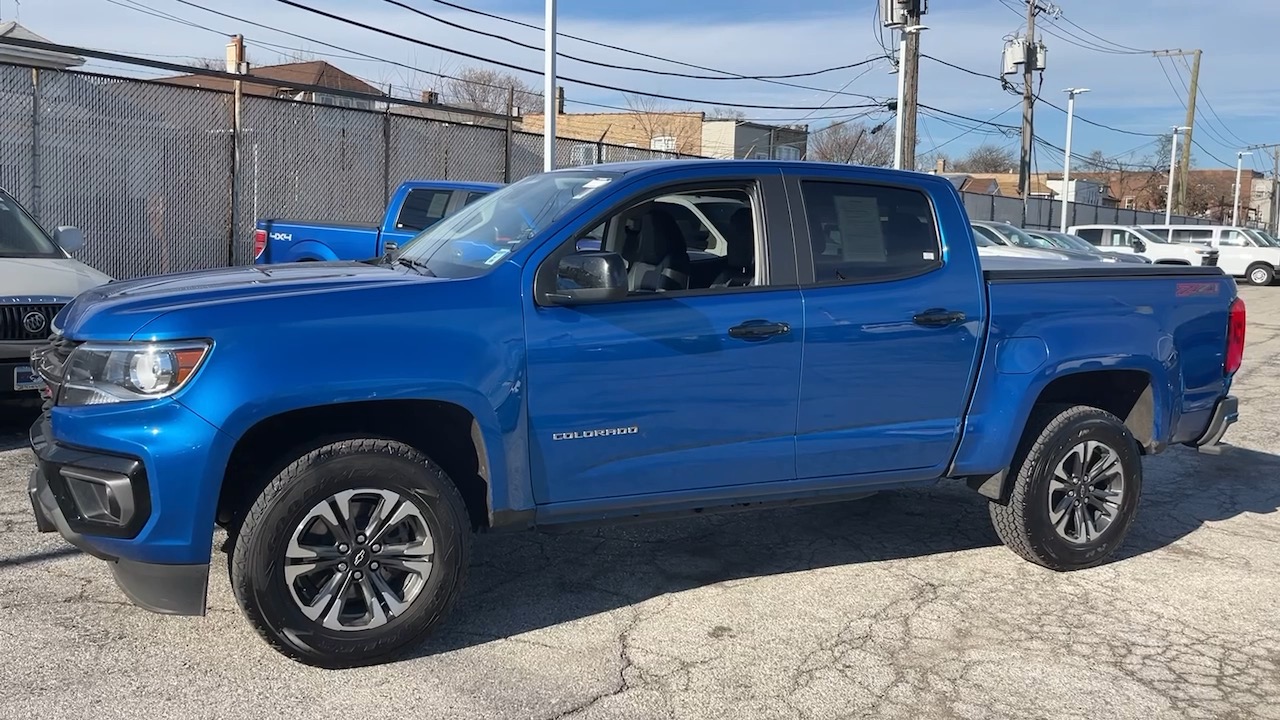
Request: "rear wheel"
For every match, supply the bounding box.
[989,405,1142,571]
[1247,263,1275,286]
[231,439,470,668]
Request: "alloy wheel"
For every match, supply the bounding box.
[1046,440,1126,545]
[284,488,435,631]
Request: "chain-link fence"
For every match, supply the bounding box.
[1,61,686,279]
[0,59,1214,280]
[959,191,1212,231]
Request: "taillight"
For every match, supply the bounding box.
[1226,296,1246,375]
[253,229,267,259]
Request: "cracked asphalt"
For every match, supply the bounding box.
[2,286,1279,720]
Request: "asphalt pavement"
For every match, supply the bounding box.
[1,287,1278,720]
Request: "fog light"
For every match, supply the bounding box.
[60,467,134,526]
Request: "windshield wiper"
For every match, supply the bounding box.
[395,256,436,276]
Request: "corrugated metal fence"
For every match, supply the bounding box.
[0,60,1211,280]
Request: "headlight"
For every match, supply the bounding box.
[60,341,211,406]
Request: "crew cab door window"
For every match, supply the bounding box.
[1171,228,1214,245]
[522,175,804,504]
[787,174,984,480]
[1075,228,1104,245]
[395,189,453,231]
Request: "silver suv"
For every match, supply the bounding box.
[2,188,111,398]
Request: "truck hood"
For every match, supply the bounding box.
[57,261,437,340]
[1,257,112,299]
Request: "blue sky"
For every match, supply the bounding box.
[13,0,1280,170]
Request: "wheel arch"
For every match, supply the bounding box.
[963,367,1158,503]
[217,399,500,535]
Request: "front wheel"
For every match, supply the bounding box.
[1247,263,1275,286]
[989,405,1142,571]
[230,439,471,668]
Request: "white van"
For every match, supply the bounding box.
[1140,225,1279,286]
[1066,224,1219,268]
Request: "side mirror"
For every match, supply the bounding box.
[547,251,628,305]
[1132,239,1147,253]
[54,226,85,253]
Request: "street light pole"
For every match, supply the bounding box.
[1060,87,1089,233]
[1233,151,1252,226]
[1166,126,1189,224]
[543,0,557,172]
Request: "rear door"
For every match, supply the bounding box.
[382,187,456,249]
[523,170,805,504]
[783,169,986,480]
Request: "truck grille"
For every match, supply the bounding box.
[1201,252,1219,267]
[1,303,64,341]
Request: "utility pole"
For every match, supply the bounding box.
[1017,1,1053,213]
[882,0,926,170]
[227,34,246,267]
[1166,126,1189,224]
[1243,143,1280,232]
[1153,49,1201,213]
[900,3,923,170]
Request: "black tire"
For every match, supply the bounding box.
[230,438,470,668]
[989,405,1143,571]
[1246,263,1275,287]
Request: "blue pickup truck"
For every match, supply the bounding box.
[27,160,1244,668]
[253,179,500,263]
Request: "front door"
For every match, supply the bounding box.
[784,170,986,480]
[523,174,804,504]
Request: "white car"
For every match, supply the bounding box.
[1140,224,1279,286]
[1,188,111,398]
[1066,224,1219,268]
[971,223,1071,260]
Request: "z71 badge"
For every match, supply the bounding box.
[552,426,639,441]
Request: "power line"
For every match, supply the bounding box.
[1163,56,1242,152]
[379,0,884,98]
[270,0,887,111]
[1054,13,1153,54]
[112,0,514,94]
[920,102,1023,155]
[416,0,886,85]
[921,53,1161,138]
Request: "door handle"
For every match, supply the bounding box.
[729,320,791,340]
[912,309,966,328]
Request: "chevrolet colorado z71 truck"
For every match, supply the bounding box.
[27,160,1244,668]
[253,179,500,264]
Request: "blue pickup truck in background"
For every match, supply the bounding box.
[253,179,500,263]
[28,160,1244,669]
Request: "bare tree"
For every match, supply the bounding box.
[808,120,894,166]
[191,57,226,71]
[706,107,747,121]
[951,143,1019,173]
[620,94,703,155]
[442,67,542,115]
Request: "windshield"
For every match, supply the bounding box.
[399,170,621,277]
[969,226,996,246]
[1051,233,1099,253]
[1128,226,1168,243]
[0,190,61,258]
[1243,227,1277,247]
[993,223,1056,249]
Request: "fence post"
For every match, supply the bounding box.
[228,77,242,267]
[30,67,42,225]
[382,109,391,207]
[503,87,514,183]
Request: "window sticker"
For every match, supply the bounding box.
[832,195,886,262]
[484,248,512,266]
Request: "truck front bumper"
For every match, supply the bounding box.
[26,406,219,616]
[1191,394,1239,454]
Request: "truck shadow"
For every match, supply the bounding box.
[410,443,1280,661]
[0,402,39,452]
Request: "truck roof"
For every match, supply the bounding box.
[401,179,503,192]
